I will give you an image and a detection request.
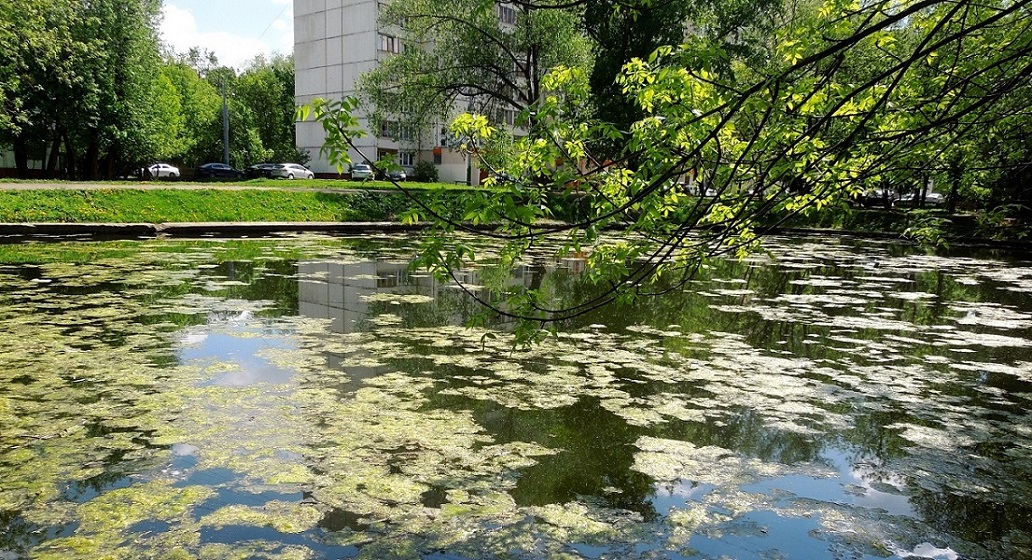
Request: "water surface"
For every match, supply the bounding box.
[0,234,1030,559]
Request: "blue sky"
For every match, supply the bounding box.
[159,0,294,69]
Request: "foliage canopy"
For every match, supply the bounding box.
[307,0,1032,342]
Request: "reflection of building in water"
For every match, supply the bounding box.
[298,258,542,334]
[557,251,589,275]
[298,259,421,334]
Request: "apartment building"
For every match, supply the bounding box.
[293,0,479,182]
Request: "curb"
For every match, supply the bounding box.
[2,222,1028,252]
[0,222,428,239]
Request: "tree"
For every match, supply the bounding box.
[0,0,77,177]
[0,1,18,136]
[59,0,164,178]
[159,59,222,167]
[235,55,308,164]
[583,0,782,144]
[315,0,1032,341]
[359,0,593,142]
[0,0,164,179]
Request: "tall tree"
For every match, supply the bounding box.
[359,0,593,140]
[0,0,76,177]
[583,0,781,142]
[236,54,307,164]
[1,0,164,179]
[160,57,222,167]
[70,0,164,179]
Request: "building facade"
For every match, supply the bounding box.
[293,0,478,183]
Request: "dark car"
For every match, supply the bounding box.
[246,163,278,179]
[196,162,244,180]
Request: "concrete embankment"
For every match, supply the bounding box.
[0,222,427,239]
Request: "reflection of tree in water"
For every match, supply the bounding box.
[467,397,660,519]
[7,236,1032,557]
[908,470,1032,546]
[0,509,35,558]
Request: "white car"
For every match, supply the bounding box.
[270,163,315,180]
[350,164,374,180]
[144,163,180,179]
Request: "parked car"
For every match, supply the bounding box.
[897,191,944,207]
[271,163,315,180]
[857,188,898,207]
[195,162,244,180]
[141,163,180,179]
[246,163,278,179]
[350,163,374,180]
[386,168,407,181]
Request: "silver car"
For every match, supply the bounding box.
[350,164,374,180]
[271,163,315,180]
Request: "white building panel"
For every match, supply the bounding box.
[326,8,343,37]
[295,0,325,16]
[294,0,480,182]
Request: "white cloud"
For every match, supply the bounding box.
[160,3,293,69]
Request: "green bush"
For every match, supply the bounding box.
[413,160,439,183]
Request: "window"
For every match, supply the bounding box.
[380,121,416,142]
[498,4,516,25]
[399,125,415,142]
[379,34,402,53]
[503,108,517,126]
[399,152,415,166]
[433,152,442,165]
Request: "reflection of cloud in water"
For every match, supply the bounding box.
[209,363,294,387]
[893,542,960,560]
[848,461,915,518]
[181,331,299,387]
[181,331,208,346]
[172,443,199,457]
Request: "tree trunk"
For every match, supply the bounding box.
[13,135,29,179]
[84,136,100,181]
[946,159,962,215]
[63,132,77,180]
[46,133,62,179]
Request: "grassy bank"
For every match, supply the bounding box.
[1,184,1023,246]
[0,188,462,223]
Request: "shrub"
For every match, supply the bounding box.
[413,160,439,183]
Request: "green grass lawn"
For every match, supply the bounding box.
[0,186,469,223]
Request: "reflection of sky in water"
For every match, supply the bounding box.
[180,328,297,387]
[738,449,916,518]
[646,446,924,558]
[2,236,1030,560]
[689,510,889,560]
[652,481,715,513]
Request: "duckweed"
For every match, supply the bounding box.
[1,235,1030,559]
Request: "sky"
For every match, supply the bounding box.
[159,0,294,70]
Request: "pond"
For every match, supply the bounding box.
[0,234,1030,560]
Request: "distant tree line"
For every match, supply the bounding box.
[0,0,302,180]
